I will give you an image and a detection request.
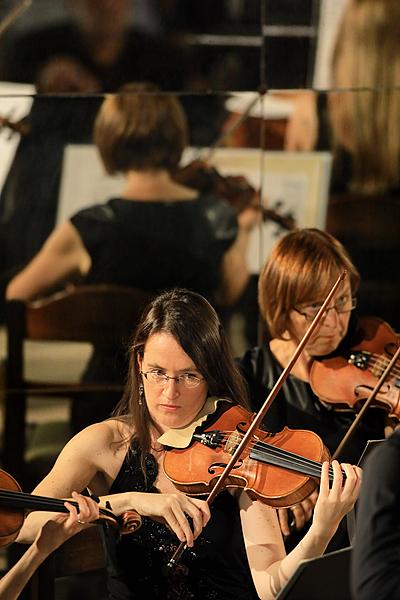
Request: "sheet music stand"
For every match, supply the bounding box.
[276,546,352,600]
[357,438,385,467]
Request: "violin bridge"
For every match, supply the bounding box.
[225,431,242,455]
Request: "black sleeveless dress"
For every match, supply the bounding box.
[103,442,260,600]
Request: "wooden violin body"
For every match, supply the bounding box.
[310,317,400,419]
[0,469,141,548]
[163,403,330,508]
[173,159,295,231]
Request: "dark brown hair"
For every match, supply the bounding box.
[114,288,250,460]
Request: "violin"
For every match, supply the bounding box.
[0,469,141,548]
[163,402,336,509]
[173,159,296,231]
[310,317,400,419]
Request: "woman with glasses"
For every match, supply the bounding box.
[238,228,386,544]
[16,288,361,600]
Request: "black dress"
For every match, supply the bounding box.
[70,194,237,302]
[103,441,260,600]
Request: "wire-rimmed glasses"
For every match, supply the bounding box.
[294,296,357,322]
[140,370,204,389]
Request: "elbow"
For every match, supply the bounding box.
[5,280,18,301]
[5,278,24,301]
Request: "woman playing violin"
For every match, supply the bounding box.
[239,228,386,542]
[17,288,361,599]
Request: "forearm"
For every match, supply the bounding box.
[219,229,251,305]
[0,542,49,600]
[265,523,332,597]
[17,491,136,543]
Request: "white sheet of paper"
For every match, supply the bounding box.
[0,82,34,191]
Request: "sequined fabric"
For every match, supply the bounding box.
[103,441,260,600]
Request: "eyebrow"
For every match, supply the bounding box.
[145,362,200,374]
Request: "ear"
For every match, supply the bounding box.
[137,355,142,371]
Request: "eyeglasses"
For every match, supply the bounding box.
[294,296,357,322]
[140,370,204,389]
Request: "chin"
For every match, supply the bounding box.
[312,337,341,356]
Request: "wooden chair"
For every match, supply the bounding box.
[2,284,153,485]
[19,526,109,600]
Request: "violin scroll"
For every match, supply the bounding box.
[0,468,141,548]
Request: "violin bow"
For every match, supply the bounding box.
[205,92,264,161]
[333,341,400,460]
[0,0,32,38]
[186,92,263,164]
[168,270,347,568]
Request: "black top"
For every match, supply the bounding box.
[70,194,237,302]
[351,430,400,600]
[238,343,385,467]
[103,441,260,600]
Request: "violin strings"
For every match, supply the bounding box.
[250,441,331,479]
[202,430,337,480]
[368,353,400,375]
[366,352,400,380]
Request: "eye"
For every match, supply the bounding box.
[182,372,200,382]
[336,294,349,308]
[149,369,166,378]
[308,302,322,311]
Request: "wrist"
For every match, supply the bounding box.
[308,521,337,548]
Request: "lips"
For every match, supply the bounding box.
[159,404,180,411]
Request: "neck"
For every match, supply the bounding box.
[270,337,313,382]
[122,170,198,201]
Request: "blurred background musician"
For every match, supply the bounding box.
[0,0,223,318]
[6,83,258,429]
[281,0,400,330]
[325,0,400,331]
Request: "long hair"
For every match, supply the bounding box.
[114,289,250,461]
[330,0,400,194]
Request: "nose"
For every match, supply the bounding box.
[322,306,339,328]
[162,377,180,399]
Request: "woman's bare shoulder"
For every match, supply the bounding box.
[59,418,133,461]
